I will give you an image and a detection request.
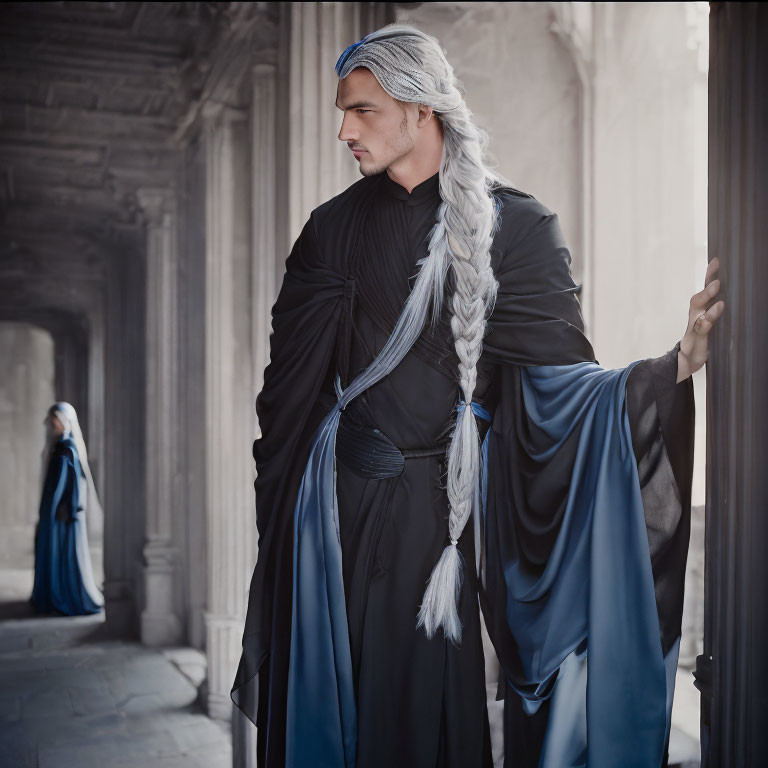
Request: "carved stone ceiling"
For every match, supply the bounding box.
[0,1,278,251]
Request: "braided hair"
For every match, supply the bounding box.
[336,24,507,644]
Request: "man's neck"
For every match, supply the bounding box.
[385,165,439,194]
[385,136,443,193]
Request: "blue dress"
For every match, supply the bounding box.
[30,436,103,616]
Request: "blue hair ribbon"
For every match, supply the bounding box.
[335,34,370,75]
[456,399,491,422]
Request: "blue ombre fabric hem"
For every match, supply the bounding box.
[498,361,668,767]
[286,396,491,768]
[286,402,356,768]
[286,362,674,767]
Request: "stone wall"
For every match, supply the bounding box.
[0,324,55,592]
[395,2,583,280]
[396,1,708,503]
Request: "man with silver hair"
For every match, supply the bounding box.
[233,24,723,768]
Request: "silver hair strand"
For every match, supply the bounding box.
[336,23,507,644]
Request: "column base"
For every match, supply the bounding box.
[140,610,182,646]
[103,578,136,639]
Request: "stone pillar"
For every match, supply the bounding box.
[699,4,768,765]
[287,2,394,243]
[85,308,106,585]
[251,65,280,420]
[137,187,183,646]
[202,104,256,720]
[0,325,55,583]
[102,234,145,638]
[548,1,595,333]
[228,62,283,767]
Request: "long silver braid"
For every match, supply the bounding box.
[336,24,505,644]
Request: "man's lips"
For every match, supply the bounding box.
[350,148,367,159]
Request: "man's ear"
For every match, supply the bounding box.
[416,103,434,127]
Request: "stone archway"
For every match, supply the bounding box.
[0,280,105,610]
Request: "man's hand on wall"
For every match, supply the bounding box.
[677,257,725,383]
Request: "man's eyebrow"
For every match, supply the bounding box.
[335,99,379,110]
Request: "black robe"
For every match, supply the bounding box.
[232,171,694,768]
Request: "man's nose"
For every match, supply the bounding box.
[338,113,357,142]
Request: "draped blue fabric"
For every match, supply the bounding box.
[31,437,103,616]
[532,634,680,768]
[487,361,669,767]
[287,397,492,768]
[287,361,672,767]
[286,403,356,768]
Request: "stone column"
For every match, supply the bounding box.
[229,62,283,768]
[700,3,768,765]
[251,64,280,423]
[287,2,394,243]
[85,307,106,585]
[137,187,183,646]
[102,233,145,638]
[202,104,256,720]
[548,1,595,334]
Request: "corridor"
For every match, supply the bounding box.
[0,2,712,765]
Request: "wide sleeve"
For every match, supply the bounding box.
[625,341,695,654]
[47,448,77,523]
[253,213,347,538]
[479,193,696,767]
[232,212,347,730]
[483,195,695,601]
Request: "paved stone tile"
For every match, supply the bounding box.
[120,693,168,715]
[0,734,37,768]
[191,742,233,768]
[21,688,73,719]
[162,647,207,689]
[0,634,232,767]
[0,696,22,723]
[67,685,117,716]
[171,717,230,752]
[0,634,31,655]
[125,709,204,737]
[37,732,174,768]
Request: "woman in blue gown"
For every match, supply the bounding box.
[30,402,104,616]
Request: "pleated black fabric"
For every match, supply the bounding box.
[231,170,694,768]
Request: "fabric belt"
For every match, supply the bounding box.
[335,400,490,480]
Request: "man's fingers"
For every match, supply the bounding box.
[705,257,720,286]
[709,299,725,321]
[690,278,721,311]
[693,300,725,334]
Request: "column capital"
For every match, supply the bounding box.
[143,538,177,570]
[252,62,276,79]
[136,186,176,226]
[548,1,594,78]
[200,100,248,128]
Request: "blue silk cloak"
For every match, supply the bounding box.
[286,361,678,767]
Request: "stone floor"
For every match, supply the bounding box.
[670,666,702,767]
[0,609,231,768]
[0,593,699,768]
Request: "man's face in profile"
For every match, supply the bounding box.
[335,67,416,176]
